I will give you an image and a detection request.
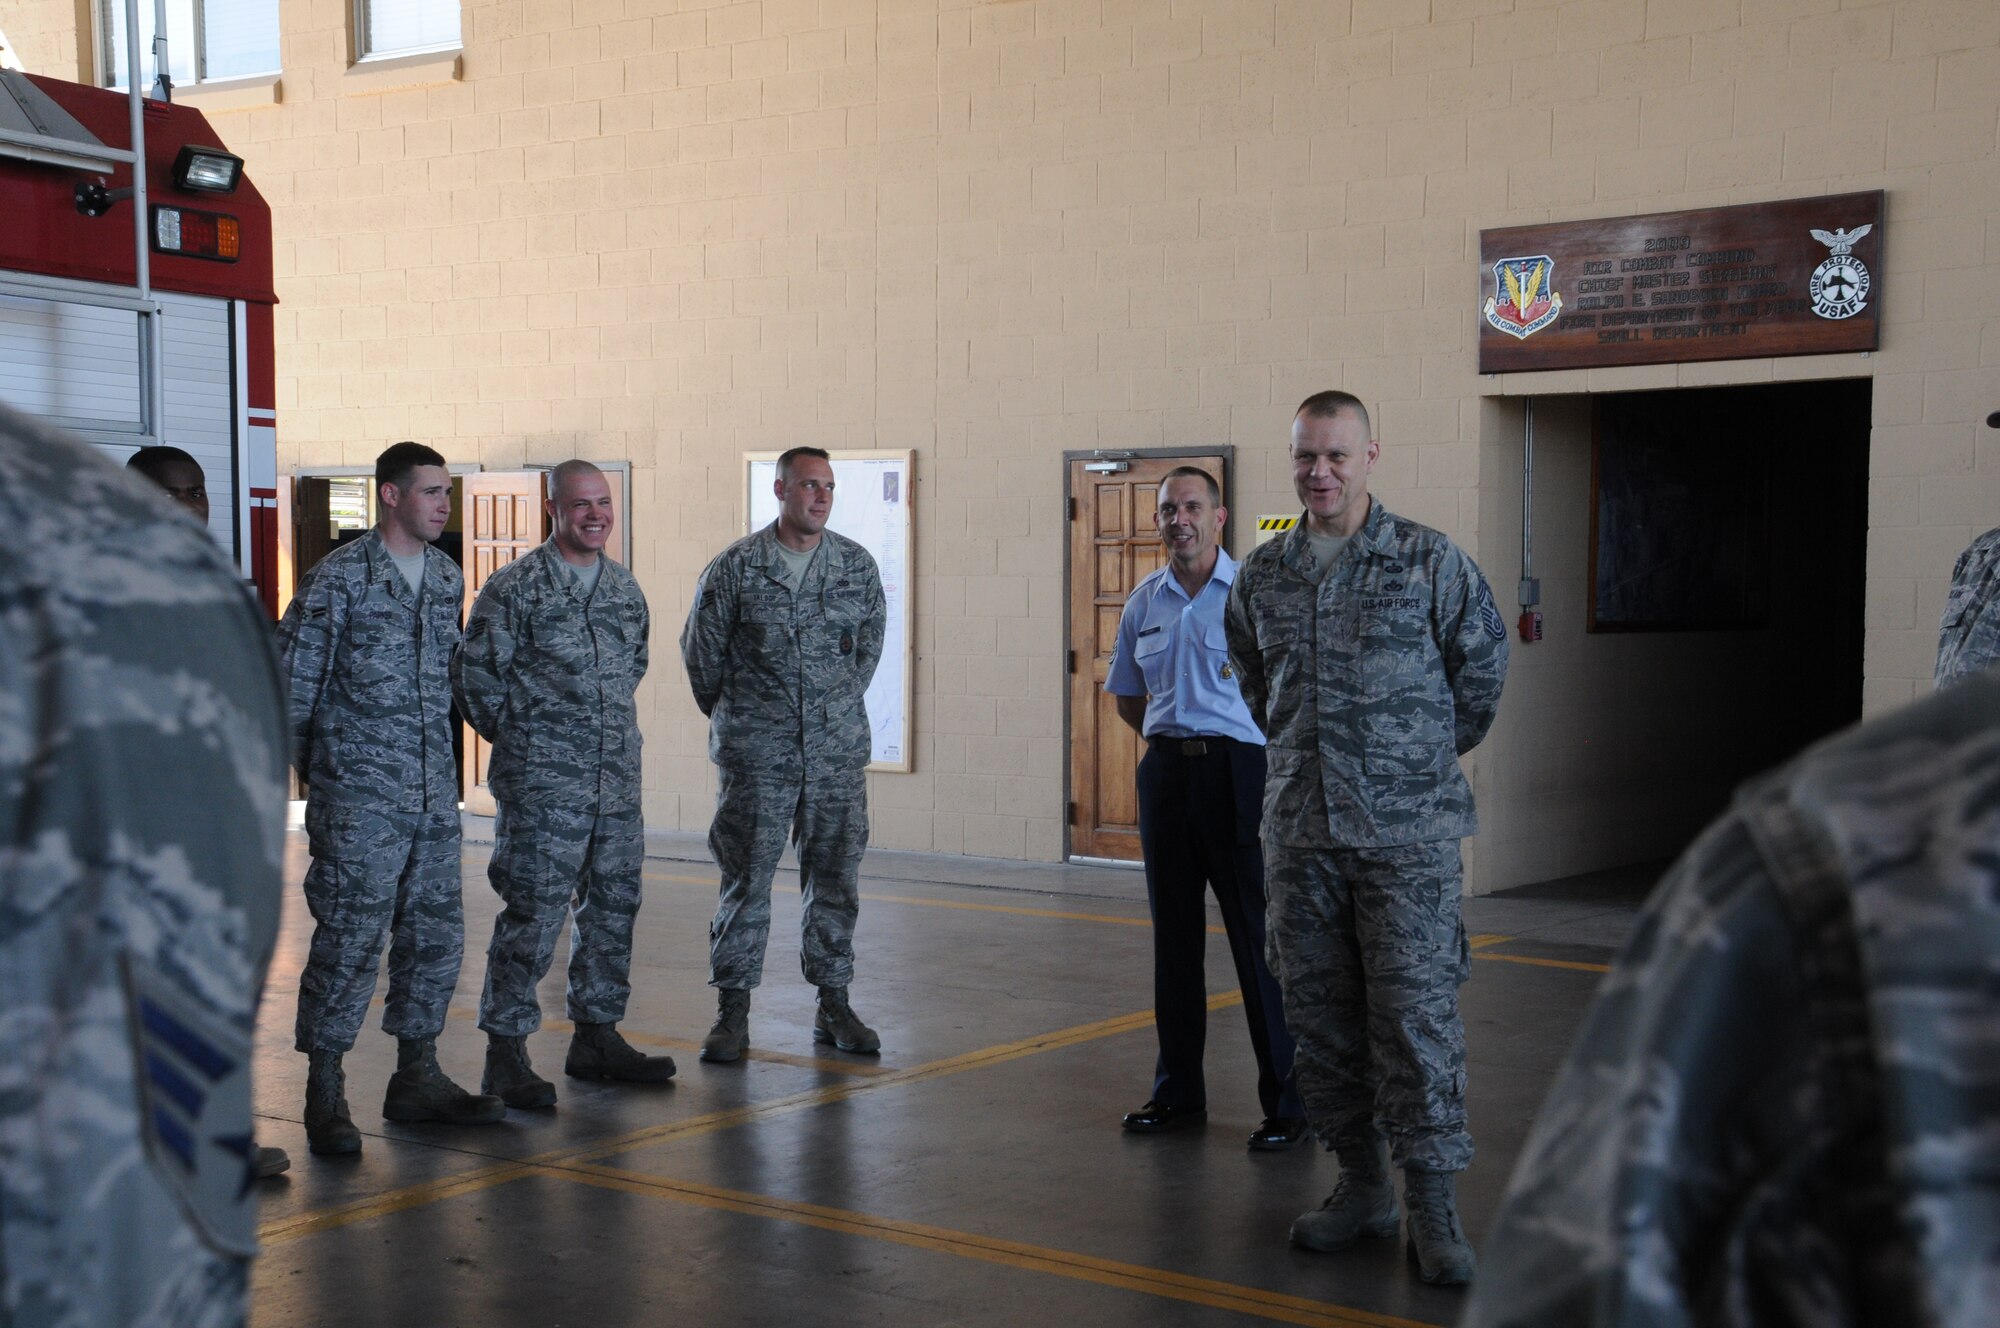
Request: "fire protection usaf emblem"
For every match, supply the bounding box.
[1484,255,1563,339]
[1808,224,1872,320]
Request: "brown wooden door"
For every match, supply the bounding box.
[1066,453,1228,861]
[461,470,550,816]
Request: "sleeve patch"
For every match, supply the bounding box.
[1478,586,1505,640]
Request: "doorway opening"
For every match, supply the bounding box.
[1476,377,1871,891]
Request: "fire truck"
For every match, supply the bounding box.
[0,64,278,616]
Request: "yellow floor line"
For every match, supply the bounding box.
[643,869,1191,931]
[260,994,1242,1245]
[640,872,1614,965]
[550,1162,1440,1328]
[538,1016,895,1078]
[1470,951,1611,974]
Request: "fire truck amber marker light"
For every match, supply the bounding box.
[171,145,243,194]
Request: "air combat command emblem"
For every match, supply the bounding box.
[1484,255,1563,340]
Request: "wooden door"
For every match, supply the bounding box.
[1066,453,1228,861]
[460,470,550,816]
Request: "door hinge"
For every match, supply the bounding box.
[1067,649,1077,674]
[1066,800,1077,826]
[1067,496,1077,521]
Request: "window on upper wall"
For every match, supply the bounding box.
[97,0,280,90]
[354,0,460,61]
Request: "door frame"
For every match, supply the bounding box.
[1061,445,1235,863]
[274,461,484,617]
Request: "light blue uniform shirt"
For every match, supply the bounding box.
[1104,548,1265,746]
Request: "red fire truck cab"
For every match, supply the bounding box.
[0,69,279,617]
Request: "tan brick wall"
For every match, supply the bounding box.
[75,0,1997,881]
[5,0,90,79]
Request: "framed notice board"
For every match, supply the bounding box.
[745,450,915,772]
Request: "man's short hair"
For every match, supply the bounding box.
[548,458,604,501]
[127,445,203,481]
[1159,466,1221,507]
[375,441,447,499]
[777,446,831,480]
[1294,390,1372,439]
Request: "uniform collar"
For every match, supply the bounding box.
[1155,546,1236,602]
[1277,497,1392,576]
[753,521,840,582]
[528,537,611,597]
[361,527,427,606]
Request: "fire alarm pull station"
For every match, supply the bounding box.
[1517,577,1541,643]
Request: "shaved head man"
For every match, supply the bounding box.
[454,459,672,1105]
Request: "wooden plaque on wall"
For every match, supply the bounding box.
[1478,191,1884,373]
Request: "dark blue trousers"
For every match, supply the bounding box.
[1136,737,1301,1118]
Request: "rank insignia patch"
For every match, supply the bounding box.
[1484,255,1563,340]
[124,954,259,1258]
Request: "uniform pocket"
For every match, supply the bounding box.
[1133,628,1171,693]
[1260,746,1327,845]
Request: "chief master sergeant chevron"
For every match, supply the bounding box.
[276,441,505,1155]
[1224,390,1508,1287]
[681,446,888,1063]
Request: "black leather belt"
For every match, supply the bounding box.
[1152,735,1230,756]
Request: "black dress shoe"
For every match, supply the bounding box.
[1248,1116,1311,1151]
[1122,1100,1207,1133]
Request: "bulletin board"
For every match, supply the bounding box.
[746,450,915,772]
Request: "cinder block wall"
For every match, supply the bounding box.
[21,0,2000,883]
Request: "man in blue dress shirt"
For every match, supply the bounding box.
[1105,466,1306,1150]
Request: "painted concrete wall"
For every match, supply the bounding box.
[13,0,2000,886]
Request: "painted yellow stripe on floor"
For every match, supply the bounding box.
[538,1016,895,1077]
[1470,951,1611,974]
[552,1162,1439,1328]
[642,871,1615,963]
[261,994,1240,1244]
[644,869,1179,931]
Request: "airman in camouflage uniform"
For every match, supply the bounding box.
[0,402,287,1326]
[1935,526,2000,689]
[681,446,887,1062]
[454,460,674,1107]
[276,442,503,1153]
[1225,391,1507,1286]
[127,443,291,1181]
[1465,671,2000,1328]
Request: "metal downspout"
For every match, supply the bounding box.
[1519,398,1539,612]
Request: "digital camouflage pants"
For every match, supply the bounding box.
[478,800,644,1037]
[295,802,464,1053]
[707,767,868,991]
[1265,838,1473,1172]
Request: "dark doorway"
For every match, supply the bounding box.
[1591,378,1870,800]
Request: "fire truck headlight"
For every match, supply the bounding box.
[172,146,243,194]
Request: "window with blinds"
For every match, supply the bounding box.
[97,0,278,89]
[355,0,460,61]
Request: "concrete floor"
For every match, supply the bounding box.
[249,832,1656,1328]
